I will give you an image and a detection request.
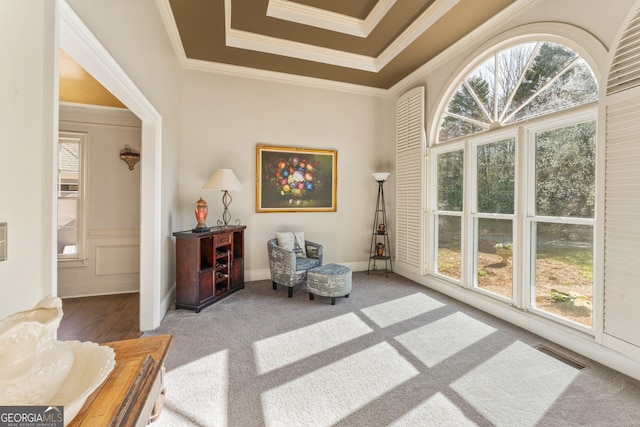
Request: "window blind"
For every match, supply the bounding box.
[396,86,425,272]
[604,88,640,346]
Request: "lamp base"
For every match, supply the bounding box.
[191,226,210,233]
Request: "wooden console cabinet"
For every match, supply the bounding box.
[69,334,172,427]
[173,225,246,312]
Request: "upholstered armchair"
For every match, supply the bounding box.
[267,238,323,297]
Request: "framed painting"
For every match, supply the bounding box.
[256,145,337,212]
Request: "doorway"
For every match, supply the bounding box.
[59,1,163,330]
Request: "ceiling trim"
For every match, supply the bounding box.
[225,0,460,72]
[182,58,389,97]
[388,0,541,97]
[156,0,534,97]
[155,0,188,61]
[225,0,377,71]
[266,0,396,38]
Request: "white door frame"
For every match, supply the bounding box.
[59,0,163,330]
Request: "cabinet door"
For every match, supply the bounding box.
[230,258,243,287]
[199,270,214,301]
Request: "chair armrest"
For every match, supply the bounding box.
[268,241,296,270]
[305,240,323,264]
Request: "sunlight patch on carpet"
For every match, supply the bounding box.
[261,342,419,427]
[160,350,228,427]
[253,312,373,374]
[395,311,496,367]
[451,341,579,427]
[389,392,476,426]
[360,293,444,328]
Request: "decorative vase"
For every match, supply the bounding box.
[194,197,209,232]
[376,242,385,257]
[0,296,74,405]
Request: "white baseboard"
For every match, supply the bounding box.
[58,280,139,298]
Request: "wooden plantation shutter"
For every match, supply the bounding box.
[396,86,425,273]
[608,7,640,96]
[604,2,640,349]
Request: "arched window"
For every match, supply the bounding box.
[431,40,598,330]
[438,42,598,143]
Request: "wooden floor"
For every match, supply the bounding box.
[57,293,142,343]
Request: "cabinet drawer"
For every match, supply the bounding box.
[214,233,231,245]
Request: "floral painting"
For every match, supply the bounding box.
[256,145,337,212]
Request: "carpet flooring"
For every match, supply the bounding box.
[144,272,640,426]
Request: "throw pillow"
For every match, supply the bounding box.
[293,231,307,258]
[276,231,307,258]
[276,232,295,251]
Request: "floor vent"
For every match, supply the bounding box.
[536,345,587,370]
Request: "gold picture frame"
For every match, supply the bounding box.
[256,144,337,212]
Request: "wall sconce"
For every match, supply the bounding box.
[120,146,140,170]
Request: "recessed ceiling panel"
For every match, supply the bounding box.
[164,0,517,89]
[289,0,378,19]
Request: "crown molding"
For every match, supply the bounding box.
[59,102,141,127]
[182,58,388,97]
[225,0,459,72]
[225,0,378,71]
[388,0,541,97]
[155,0,188,62]
[266,0,396,38]
[376,0,460,70]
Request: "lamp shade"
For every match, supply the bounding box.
[372,172,390,182]
[203,169,243,192]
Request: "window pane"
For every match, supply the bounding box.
[437,42,597,142]
[437,150,464,211]
[437,215,461,281]
[58,140,80,257]
[533,222,593,327]
[535,121,596,218]
[507,59,597,124]
[57,198,77,255]
[477,138,515,214]
[476,218,513,299]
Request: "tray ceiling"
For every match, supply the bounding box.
[59,0,520,108]
[160,0,517,89]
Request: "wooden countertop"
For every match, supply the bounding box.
[68,334,173,427]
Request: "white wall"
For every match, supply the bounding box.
[179,72,384,278]
[0,0,57,315]
[57,105,142,297]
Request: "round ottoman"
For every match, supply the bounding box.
[307,263,352,305]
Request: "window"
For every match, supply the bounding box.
[57,131,87,264]
[435,148,464,281]
[432,40,598,329]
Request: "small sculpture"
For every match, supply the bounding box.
[0,296,74,405]
[0,296,115,426]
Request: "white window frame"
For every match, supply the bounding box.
[428,29,601,332]
[468,129,519,303]
[523,109,598,328]
[430,142,466,285]
[57,130,88,268]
